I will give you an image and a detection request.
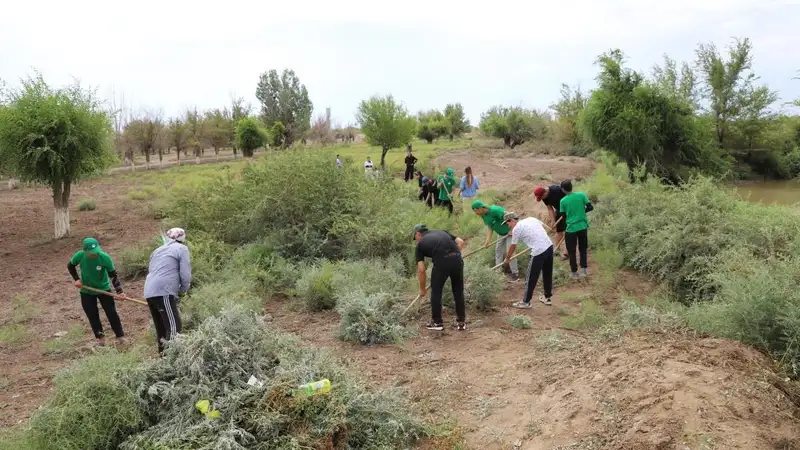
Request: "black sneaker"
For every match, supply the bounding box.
[456,322,467,331]
[507,273,520,282]
[426,322,444,331]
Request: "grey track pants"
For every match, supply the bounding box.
[495,233,518,275]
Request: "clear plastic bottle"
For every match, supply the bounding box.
[293,379,331,397]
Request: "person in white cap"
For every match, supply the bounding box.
[143,227,192,355]
[501,212,555,308]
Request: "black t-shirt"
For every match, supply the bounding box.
[405,155,417,166]
[543,184,566,213]
[416,230,460,264]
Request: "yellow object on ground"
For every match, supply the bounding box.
[293,379,332,397]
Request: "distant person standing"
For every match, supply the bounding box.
[437,168,457,214]
[502,212,555,308]
[533,184,567,259]
[459,166,480,210]
[412,224,467,331]
[404,149,418,182]
[67,237,127,346]
[559,179,594,279]
[144,228,192,355]
[364,157,374,178]
[335,154,343,168]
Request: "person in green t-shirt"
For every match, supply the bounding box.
[471,200,519,281]
[558,179,594,279]
[67,237,127,345]
[437,168,457,215]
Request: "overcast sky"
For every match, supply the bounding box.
[1,0,798,125]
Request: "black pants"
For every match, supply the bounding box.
[565,229,589,273]
[147,295,183,354]
[439,199,453,215]
[80,292,124,339]
[523,246,554,303]
[430,254,465,323]
[404,165,415,181]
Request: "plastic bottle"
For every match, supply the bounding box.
[293,379,331,397]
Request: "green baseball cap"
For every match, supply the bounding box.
[471,200,487,210]
[411,223,428,239]
[82,237,101,254]
[446,168,455,176]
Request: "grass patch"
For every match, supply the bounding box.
[0,324,27,346]
[561,299,608,330]
[42,325,85,355]
[76,197,96,211]
[535,331,579,351]
[117,238,160,280]
[9,294,38,324]
[506,314,533,329]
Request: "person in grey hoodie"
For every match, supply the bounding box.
[144,227,192,354]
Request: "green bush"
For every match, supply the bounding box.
[296,260,337,311]
[25,350,146,450]
[464,260,505,312]
[182,276,262,329]
[77,197,96,211]
[506,314,532,329]
[230,242,298,297]
[117,239,160,280]
[336,292,411,345]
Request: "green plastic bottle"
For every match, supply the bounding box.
[293,379,331,397]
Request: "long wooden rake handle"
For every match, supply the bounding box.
[77,285,148,306]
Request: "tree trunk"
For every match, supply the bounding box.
[214,145,219,160]
[503,136,511,147]
[177,148,181,166]
[52,180,71,239]
[144,147,151,170]
[449,134,454,141]
[381,145,389,170]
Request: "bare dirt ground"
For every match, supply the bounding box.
[1,148,799,450]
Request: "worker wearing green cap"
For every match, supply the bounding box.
[471,200,519,282]
[437,168,457,215]
[67,237,126,346]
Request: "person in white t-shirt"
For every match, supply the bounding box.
[364,157,375,178]
[502,212,555,308]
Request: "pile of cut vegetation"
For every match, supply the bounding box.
[2,307,428,450]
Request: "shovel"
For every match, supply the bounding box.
[77,285,148,306]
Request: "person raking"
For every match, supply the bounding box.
[144,227,193,355]
[67,237,127,346]
[404,148,418,182]
[501,212,555,308]
[412,224,467,331]
[533,183,567,260]
[459,166,480,211]
[559,179,594,279]
[437,168,457,214]
[471,200,519,282]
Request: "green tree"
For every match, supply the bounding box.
[270,121,285,148]
[443,103,470,140]
[125,112,164,168]
[167,118,188,165]
[229,96,252,158]
[580,50,716,183]
[479,106,548,148]
[0,75,115,238]
[204,108,232,159]
[416,109,446,143]
[355,95,416,169]
[695,37,756,148]
[735,85,779,151]
[651,54,699,108]
[255,69,313,148]
[185,108,205,160]
[235,117,267,157]
[550,84,588,148]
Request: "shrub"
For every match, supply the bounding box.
[464,260,505,312]
[230,242,298,297]
[25,350,146,450]
[0,324,27,346]
[336,292,411,345]
[561,299,608,329]
[10,295,38,324]
[120,306,427,448]
[296,260,337,311]
[182,276,262,329]
[506,314,532,329]
[117,239,160,280]
[77,197,96,211]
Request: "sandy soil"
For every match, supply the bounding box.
[1,148,798,450]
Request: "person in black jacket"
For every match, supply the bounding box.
[404,148,418,182]
[413,224,467,331]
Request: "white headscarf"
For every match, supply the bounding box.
[164,227,186,244]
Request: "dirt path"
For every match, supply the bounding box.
[1,148,799,449]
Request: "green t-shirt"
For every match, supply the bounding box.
[559,192,591,233]
[482,204,510,236]
[438,175,456,201]
[70,250,116,294]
